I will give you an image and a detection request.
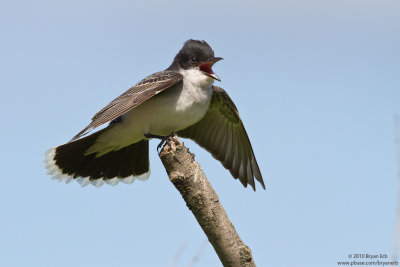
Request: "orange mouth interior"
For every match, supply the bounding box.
[199,63,214,75]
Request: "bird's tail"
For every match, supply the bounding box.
[45,129,150,187]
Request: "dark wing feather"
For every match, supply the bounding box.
[178,86,265,191]
[71,71,183,141]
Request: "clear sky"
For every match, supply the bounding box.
[1,0,399,266]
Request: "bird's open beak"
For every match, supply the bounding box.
[198,57,223,81]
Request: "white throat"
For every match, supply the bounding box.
[180,68,214,90]
[175,68,214,111]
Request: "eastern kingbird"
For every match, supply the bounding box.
[45,39,265,190]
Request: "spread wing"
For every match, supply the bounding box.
[178,86,265,191]
[71,71,183,141]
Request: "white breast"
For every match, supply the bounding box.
[176,68,214,112]
[86,69,214,155]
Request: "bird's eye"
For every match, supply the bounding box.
[191,57,198,63]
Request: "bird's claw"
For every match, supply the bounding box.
[144,132,180,154]
[157,140,166,153]
[154,132,179,154]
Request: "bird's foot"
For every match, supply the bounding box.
[144,132,180,154]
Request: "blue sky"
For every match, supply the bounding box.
[1,0,399,266]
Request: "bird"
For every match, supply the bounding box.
[45,39,265,190]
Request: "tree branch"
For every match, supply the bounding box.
[159,135,256,267]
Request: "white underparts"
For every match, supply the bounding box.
[82,68,214,157]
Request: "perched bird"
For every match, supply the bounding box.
[45,39,265,190]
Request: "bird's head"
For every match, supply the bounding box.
[169,39,223,81]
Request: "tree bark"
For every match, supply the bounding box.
[159,135,256,267]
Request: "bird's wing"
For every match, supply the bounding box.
[177,86,265,190]
[71,71,183,141]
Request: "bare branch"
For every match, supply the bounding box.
[159,135,256,267]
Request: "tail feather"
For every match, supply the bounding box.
[45,129,150,187]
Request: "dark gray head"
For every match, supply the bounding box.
[168,39,223,81]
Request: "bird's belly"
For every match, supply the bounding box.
[128,84,213,136]
[88,83,213,156]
